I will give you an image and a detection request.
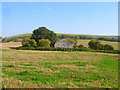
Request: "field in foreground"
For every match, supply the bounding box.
[1,42,118,88]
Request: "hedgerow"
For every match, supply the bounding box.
[15,46,120,54]
[16,46,91,52]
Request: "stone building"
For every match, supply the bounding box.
[54,39,73,48]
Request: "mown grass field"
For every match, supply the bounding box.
[1,42,118,88]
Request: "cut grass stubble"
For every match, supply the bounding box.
[2,48,118,88]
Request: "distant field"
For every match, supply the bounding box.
[2,33,118,43]
[77,39,118,50]
[1,42,118,88]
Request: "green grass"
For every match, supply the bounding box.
[2,48,118,88]
[3,33,32,40]
[77,39,114,43]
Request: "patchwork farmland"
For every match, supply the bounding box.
[1,42,118,88]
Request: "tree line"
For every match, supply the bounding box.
[2,27,119,43]
[58,34,119,42]
[21,27,114,51]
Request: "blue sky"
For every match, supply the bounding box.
[2,2,118,37]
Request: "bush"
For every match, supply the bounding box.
[88,39,101,50]
[78,44,84,48]
[22,38,31,47]
[73,44,78,48]
[102,44,114,50]
[16,47,22,50]
[95,50,120,54]
[16,46,119,54]
[36,47,49,51]
[88,39,114,51]
[29,39,37,47]
[22,38,37,47]
[73,47,91,51]
[16,46,35,50]
[23,47,35,50]
[38,39,51,47]
[16,46,91,52]
[92,44,114,51]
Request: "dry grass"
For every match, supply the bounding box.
[1,42,21,49]
[1,42,118,88]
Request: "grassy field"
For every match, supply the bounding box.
[1,42,118,88]
[77,39,118,50]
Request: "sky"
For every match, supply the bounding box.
[2,2,118,37]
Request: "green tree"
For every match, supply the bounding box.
[31,27,58,47]
[73,44,78,48]
[103,44,114,50]
[78,44,84,48]
[74,36,79,40]
[38,39,51,47]
[22,38,31,47]
[29,39,37,47]
[88,39,101,50]
[60,34,67,39]
[22,38,37,47]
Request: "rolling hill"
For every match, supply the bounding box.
[1,33,119,43]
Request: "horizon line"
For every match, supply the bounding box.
[2,32,118,38]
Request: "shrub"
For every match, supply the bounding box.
[102,44,114,50]
[22,38,37,47]
[16,47,35,50]
[98,44,104,50]
[16,47,22,50]
[38,39,51,47]
[36,47,48,51]
[88,39,101,50]
[16,46,120,54]
[35,47,91,51]
[73,44,78,48]
[95,50,120,54]
[29,39,37,47]
[93,44,114,50]
[73,47,91,51]
[78,44,84,48]
[22,38,31,47]
[23,47,35,50]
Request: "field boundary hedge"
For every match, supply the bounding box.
[16,47,91,51]
[15,46,120,54]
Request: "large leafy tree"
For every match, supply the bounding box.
[31,27,58,47]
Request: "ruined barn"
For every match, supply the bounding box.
[54,39,74,48]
